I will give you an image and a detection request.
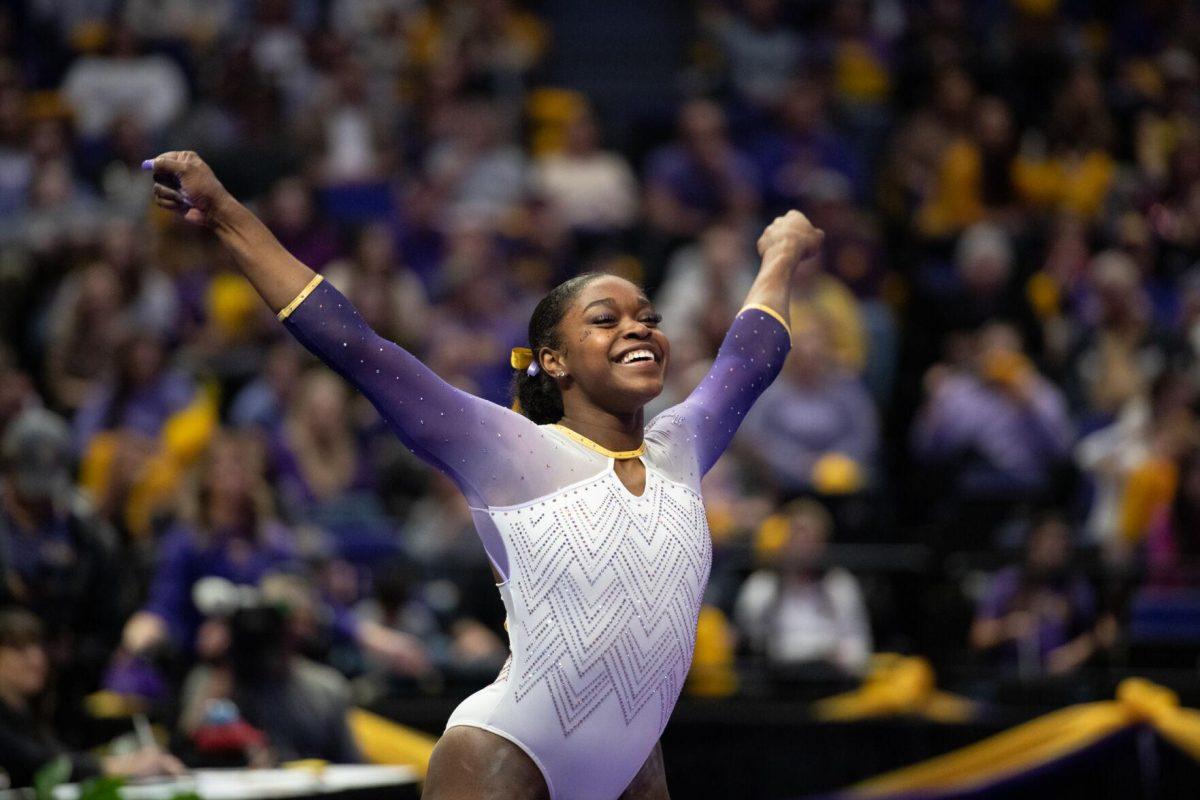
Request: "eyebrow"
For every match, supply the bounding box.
[583,297,653,312]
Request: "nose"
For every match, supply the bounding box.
[622,321,651,339]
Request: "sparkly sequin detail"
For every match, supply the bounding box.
[496,470,712,737]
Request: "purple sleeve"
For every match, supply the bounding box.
[911,380,972,462]
[830,377,879,466]
[142,529,194,644]
[1021,382,1074,459]
[650,307,791,477]
[978,568,1020,621]
[281,278,536,507]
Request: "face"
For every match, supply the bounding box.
[1027,520,1070,573]
[782,512,827,569]
[0,642,48,698]
[786,322,832,382]
[565,111,598,154]
[542,276,670,415]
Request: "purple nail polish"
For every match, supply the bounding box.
[141,159,154,170]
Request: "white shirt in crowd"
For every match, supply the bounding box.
[532,152,639,231]
[734,567,873,675]
[62,54,188,138]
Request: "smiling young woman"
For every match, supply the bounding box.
[146,151,822,800]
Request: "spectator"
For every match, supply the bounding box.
[262,177,343,271]
[303,54,397,186]
[708,0,804,111]
[0,352,38,440]
[1013,66,1116,219]
[913,322,1073,523]
[531,103,639,236]
[73,332,195,453]
[911,222,1039,371]
[179,603,360,765]
[734,499,872,676]
[0,410,125,734]
[1065,250,1171,421]
[44,262,126,413]
[739,314,878,498]
[751,77,866,212]
[323,222,430,351]
[60,24,188,140]
[119,433,297,660]
[0,607,184,788]
[228,342,304,432]
[271,370,377,520]
[655,222,755,353]
[644,100,759,241]
[425,99,527,225]
[1146,448,1200,587]
[970,515,1110,677]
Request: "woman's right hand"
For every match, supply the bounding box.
[145,151,235,229]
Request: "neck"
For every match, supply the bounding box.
[557,405,645,453]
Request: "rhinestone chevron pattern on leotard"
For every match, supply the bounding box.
[497,470,711,737]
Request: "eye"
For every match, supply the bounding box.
[589,314,617,325]
[640,313,662,326]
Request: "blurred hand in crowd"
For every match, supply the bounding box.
[356,619,433,677]
[102,748,186,780]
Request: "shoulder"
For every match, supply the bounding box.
[824,568,864,599]
[986,567,1022,599]
[736,571,780,611]
[645,145,686,177]
[643,411,703,489]
[158,525,202,559]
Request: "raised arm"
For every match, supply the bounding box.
[145,152,536,507]
[147,152,317,312]
[744,209,824,325]
[648,211,823,477]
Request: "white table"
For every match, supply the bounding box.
[49,765,419,800]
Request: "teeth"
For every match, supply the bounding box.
[620,350,655,364]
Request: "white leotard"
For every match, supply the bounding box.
[281,276,791,799]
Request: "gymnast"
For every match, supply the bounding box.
[145,151,823,800]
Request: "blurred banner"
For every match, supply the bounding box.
[822,678,1200,799]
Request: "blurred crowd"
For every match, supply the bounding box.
[1,0,1200,784]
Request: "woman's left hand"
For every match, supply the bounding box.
[756,210,824,272]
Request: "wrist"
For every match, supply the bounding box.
[210,193,249,234]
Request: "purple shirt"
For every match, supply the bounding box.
[739,370,878,494]
[143,522,298,652]
[978,566,1097,665]
[912,373,1073,497]
[73,369,196,453]
[645,144,760,221]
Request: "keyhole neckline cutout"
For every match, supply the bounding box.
[610,456,648,499]
[549,423,646,460]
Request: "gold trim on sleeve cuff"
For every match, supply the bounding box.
[739,303,791,336]
[277,274,326,321]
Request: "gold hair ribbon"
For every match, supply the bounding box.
[510,347,534,371]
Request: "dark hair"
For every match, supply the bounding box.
[0,607,43,649]
[512,272,605,425]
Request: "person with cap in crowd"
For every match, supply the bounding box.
[0,409,127,738]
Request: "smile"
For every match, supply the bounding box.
[617,349,658,365]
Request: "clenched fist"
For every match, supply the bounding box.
[144,151,234,228]
[756,210,824,272]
